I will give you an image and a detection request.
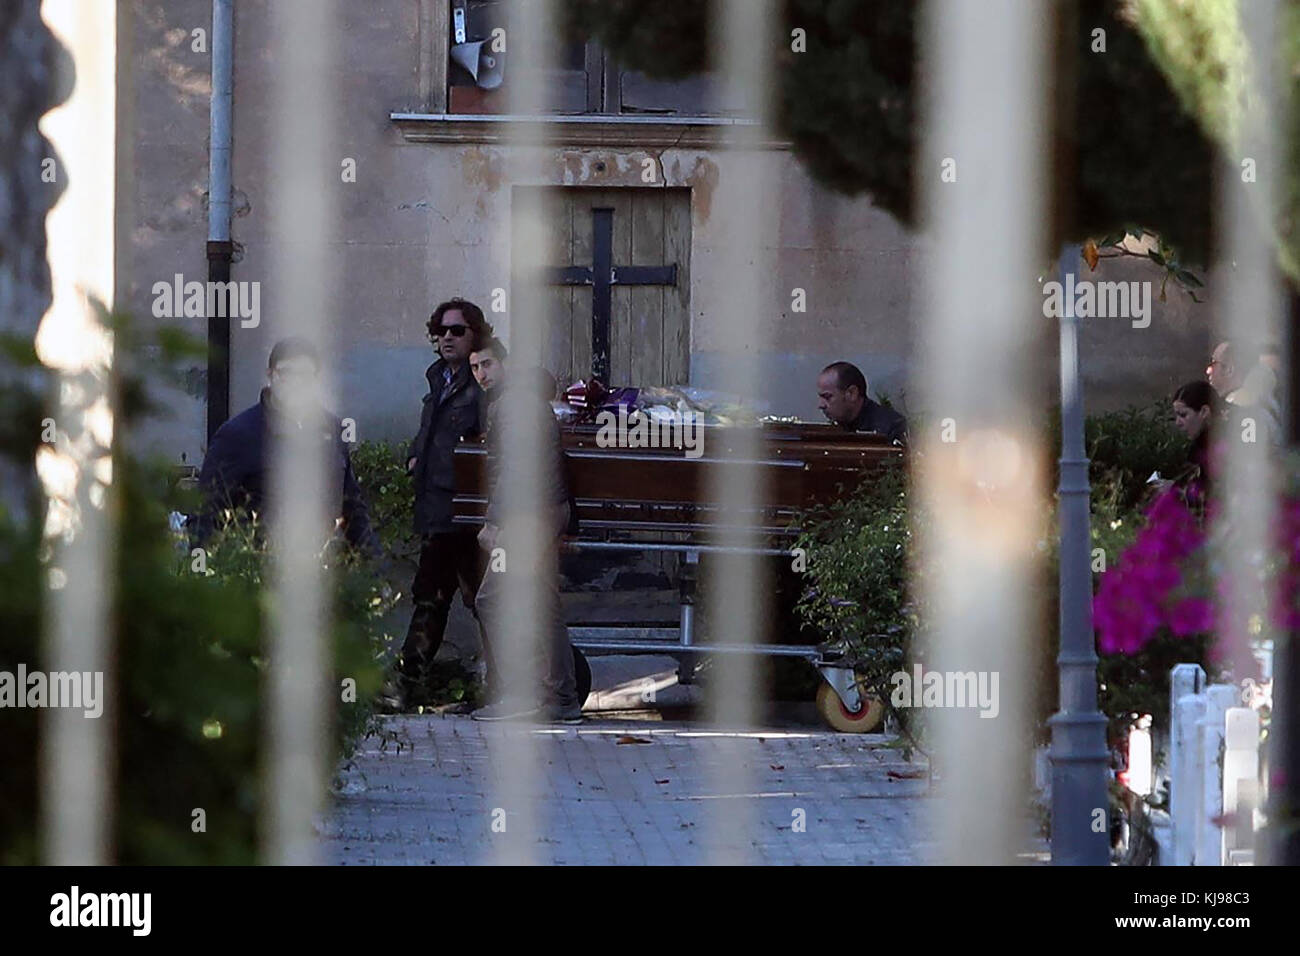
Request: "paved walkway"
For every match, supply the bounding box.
[319,713,936,865]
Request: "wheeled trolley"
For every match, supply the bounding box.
[453,420,902,732]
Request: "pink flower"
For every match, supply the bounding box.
[1094,488,1206,655]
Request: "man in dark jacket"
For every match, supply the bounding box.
[195,337,377,554]
[393,297,492,704]
[816,361,908,445]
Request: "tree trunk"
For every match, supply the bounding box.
[0,0,65,517]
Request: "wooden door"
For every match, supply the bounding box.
[513,187,691,389]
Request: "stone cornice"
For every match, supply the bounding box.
[390,112,791,149]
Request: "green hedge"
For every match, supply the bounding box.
[0,331,393,865]
[350,440,418,567]
[794,402,1204,745]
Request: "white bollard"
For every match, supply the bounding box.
[1168,664,1205,805]
[1127,717,1153,797]
[1165,666,1264,867]
[1171,691,1206,865]
[1196,685,1237,866]
[1170,664,1207,703]
[1223,706,1260,862]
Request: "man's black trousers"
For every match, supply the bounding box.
[399,529,487,686]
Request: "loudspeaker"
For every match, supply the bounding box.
[450,40,504,90]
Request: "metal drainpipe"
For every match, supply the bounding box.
[206,0,234,443]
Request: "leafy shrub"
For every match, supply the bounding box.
[794,403,1199,744]
[794,462,917,728]
[350,439,502,707]
[0,328,394,864]
[350,440,418,567]
[574,0,1221,265]
[1083,403,1187,511]
[0,513,41,865]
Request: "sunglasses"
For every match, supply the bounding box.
[431,324,470,339]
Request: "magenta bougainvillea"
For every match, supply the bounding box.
[1093,486,1208,655]
[1094,461,1300,664]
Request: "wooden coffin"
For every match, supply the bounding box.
[452,420,903,538]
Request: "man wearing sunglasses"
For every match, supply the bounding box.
[389,297,493,709]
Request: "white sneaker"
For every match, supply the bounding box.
[471,700,541,721]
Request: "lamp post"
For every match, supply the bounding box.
[1049,243,1111,864]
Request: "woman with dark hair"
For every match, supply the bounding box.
[1170,379,1220,500]
[1094,381,1223,656]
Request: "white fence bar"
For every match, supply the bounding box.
[265,0,339,865]
[698,0,777,865]
[1216,0,1282,699]
[34,0,119,866]
[1211,0,1282,866]
[486,0,561,865]
[917,0,1050,863]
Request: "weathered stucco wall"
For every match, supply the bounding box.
[116,0,212,464]
[117,0,1222,461]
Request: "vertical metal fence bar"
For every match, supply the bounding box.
[265,0,339,866]
[487,0,559,866]
[1217,0,1284,865]
[1217,0,1282,688]
[700,0,777,865]
[917,0,1050,864]
[35,0,118,866]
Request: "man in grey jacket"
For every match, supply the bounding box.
[391,298,491,707]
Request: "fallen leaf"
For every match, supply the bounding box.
[616,735,652,745]
[770,764,785,771]
[887,769,927,780]
[655,778,670,785]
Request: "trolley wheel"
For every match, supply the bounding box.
[815,680,884,733]
[573,646,592,706]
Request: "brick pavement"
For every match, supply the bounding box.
[319,714,937,865]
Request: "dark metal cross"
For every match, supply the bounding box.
[545,206,678,383]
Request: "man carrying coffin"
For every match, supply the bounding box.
[816,361,908,445]
[469,351,581,724]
